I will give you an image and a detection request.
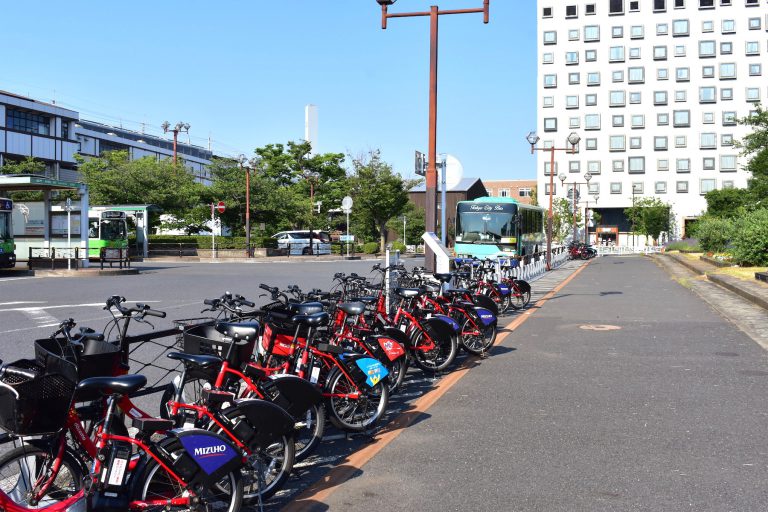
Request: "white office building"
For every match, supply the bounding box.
[536,0,766,244]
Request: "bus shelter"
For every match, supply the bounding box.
[89,204,161,258]
[0,174,90,267]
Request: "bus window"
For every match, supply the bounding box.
[89,219,99,239]
[101,219,126,241]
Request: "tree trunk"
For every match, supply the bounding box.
[379,222,387,254]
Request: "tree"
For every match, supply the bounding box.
[386,201,425,247]
[0,156,46,175]
[624,197,671,245]
[552,198,580,243]
[736,105,768,207]
[76,151,205,230]
[529,186,539,207]
[349,150,410,252]
[704,188,748,219]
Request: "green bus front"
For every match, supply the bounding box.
[88,210,128,258]
[454,198,545,259]
[0,198,16,268]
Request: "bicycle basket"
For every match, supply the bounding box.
[173,317,216,349]
[0,358,77,435]
[35,337,122,380]
[183,323,256,368]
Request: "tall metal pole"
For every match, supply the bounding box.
[172,130,178,165]
[346,210,351,258]
[424,5,439,271]
[245,165,251,258]
[547,147,555,270]
[440,157,447,245]
[572,182,578,243]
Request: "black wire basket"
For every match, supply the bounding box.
[0,358,77,435]
[182,323,256,368]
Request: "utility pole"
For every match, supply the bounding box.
[162,121,190,165]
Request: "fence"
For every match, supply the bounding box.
[27,247,80,270]
[595,245,663,257]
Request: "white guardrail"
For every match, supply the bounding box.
[594,245,663,256]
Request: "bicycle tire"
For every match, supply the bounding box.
[0,443,84,508]
[459,318,497,355]
[325,367,389,432]
[409,329,458,373]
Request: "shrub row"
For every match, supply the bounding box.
[690,209,768,266]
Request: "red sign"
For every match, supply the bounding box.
[216,201,226,214]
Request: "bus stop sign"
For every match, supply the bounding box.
[216,201,226,214]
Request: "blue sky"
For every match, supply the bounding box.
[0,1,537,181]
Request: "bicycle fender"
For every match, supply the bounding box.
[157,430,242,489]
[514,279,531,294]
[432,314,460,332]
[222,398,295,450]
[419,317,456,345]
[382,327,412,350]
[470,294,499,317]
[473,307,497,327]
[263,374,322,417]
[337,352,390,389]
[496,283,512,296]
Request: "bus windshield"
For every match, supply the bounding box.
[0,213,10,240]
[456,205,516,244]
[100,219,127,241]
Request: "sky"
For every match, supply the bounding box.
[0,1,537,182]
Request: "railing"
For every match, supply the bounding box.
[27,247,80,270]
[594,245,663,257]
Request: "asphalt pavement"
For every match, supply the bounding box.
[314,256,768,512]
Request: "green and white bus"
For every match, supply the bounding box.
[0,198,16,268]
[88,209,128,258]
[454,196,545,259]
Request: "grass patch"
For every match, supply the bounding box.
[709,266,768,281]
[680,252,703,261]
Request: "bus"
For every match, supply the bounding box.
[454,197,545,259]
[0,198,16,268]
[88,209,128,258]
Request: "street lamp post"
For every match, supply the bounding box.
[559,171,592,244]
[238,154,254,258]
[302,171,319,256]
[631,184,641,247]
[585,193,598,245]
[376,0,490,272]
[161,121,190,165]
[527,131,580,270]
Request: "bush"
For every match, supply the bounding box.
[391,241,407,253]
[664,239,701,253]
[691,216,734,254]
[363,242,380,254]
[730,209,768,266]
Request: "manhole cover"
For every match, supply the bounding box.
[579,324,622,331]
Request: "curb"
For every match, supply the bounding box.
[661,253,768,312]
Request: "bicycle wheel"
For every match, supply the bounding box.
[0,444,84,508]
[484,289,511,315]
[459,318,497,355]
[508,284,532,310]
[325,367,389,432]
[292,403,325,462]
[386,356,408,394]
[409,329,458,373]
[134,438,242,512]
[159,376,212,422]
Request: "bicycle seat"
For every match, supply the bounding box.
[76,374,146,396]
[355,296,377,305]
[338,302,366,316]
[291,312,329,326]
[288,302,324,316]
[214,321,260,341]
[395,288,422,299]
[167,352,222,368]
[421,283,441,294]
[434,273,453,283]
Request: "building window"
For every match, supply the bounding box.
[519,188,532,197]
[5,109,51,136]
[748,17,761,30]
[613,160,625,172]
[613,115,625,127]
[544,118,558,132]
[630,0,640,11]
[658,159,670,171]
[655,182,668,194]
[544,31,557,44]
[566,5,578,17]
[722,19,735,33]
[569,72,580,84]
[587,72,601,85]
[610,0,624,14]
[721,88,733,100]
[610,90,626,107]
[676,67,690,81]
[722,181,734,189]
[569,116,581,129]
[699,0,714,7]
[719,62,736,79]
[654,91,668,105]
[584,25,600,41]
[674,44,687,57]
[720,41,733,54]
[745,41,760,55]
[655,136,669,150]
[566,96,579,109]
[569,161,581,173]
[655,0,667,12]
[676,0,686,6]
[629,47,641,59]
[628,67,645,83]
[700,133,717,148]
[585,3,596,14]
[675,135,687,148]
[630,136,642,149]
[675,90,687,102]
[657,23,669,35]
[702,20,714,32]
[657,68,669,80]
[654,45,668,59]
[703,157,716,170]
[587,161,601,174]
[612,70,624,82]
[721,134,733,146]
[672,19,689,36]
[611,182,623,194]
[720,155,737,171]
[722,111,737,125]
[699,86,716,103]
[585,94,598,106]
[61,121,70,140]
[630,25,644,38]
[585,114,601,130]
[702,65,715,78]
[700,179,716,194]
[702,112,715,123]
[677,181,689,193]
[699,40,716,57]
[631,115,645,128]
[746,87,760,102]
[544,162,559,175]
[677,158,691,172]
[610,135,626,151]
[629,92,642,104]
[566,51,579,64]
[543,52,554,64]
[629,156,645,173]
[544,74,557,88]
[658,113,670,125]
[585,49,597,61]
[749,63,762,76]
[586,138,598,150]
[542,6,553,17]
[589,182,600,195]
[632,182,645,195]
[609,46,625,62]
[673,110,691,127]
[499,188,510,197]
[612,26,624,38]
[544,183,557,195]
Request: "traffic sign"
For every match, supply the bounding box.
[341,196,353,211]
[216,201,226,214]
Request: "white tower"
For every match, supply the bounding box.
[305,104,318,155]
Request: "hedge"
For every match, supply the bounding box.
[139,235,275,249]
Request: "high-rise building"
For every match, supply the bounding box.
[536,0,765,244]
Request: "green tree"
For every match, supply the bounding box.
[624,197,671,245]
[386,201,425,247]
[736,105,768,207]
[76,151,205,230]
[704,187,748,218]
[529,186,539,207]
[552,198,581,243]
[349,150,409,252]
[0,156,47,175]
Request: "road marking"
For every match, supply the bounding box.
[283,261,591,510]
[0,303,105,313]
[0,277,40,282]
[0,301,46,306]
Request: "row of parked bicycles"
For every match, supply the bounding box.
[0,258,532,511]
[568,241,598,260]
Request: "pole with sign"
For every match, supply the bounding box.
[211,201,225,259]
[65,198,74,270]
[341,196,353,258]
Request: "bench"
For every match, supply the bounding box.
[100,247,130,270]
[28,247,80,270]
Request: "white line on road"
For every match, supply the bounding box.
[0,303,105,313]
[0,301,46,306]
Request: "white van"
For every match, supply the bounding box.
[272,231,332,255]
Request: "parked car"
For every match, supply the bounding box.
[272,230,332,255]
